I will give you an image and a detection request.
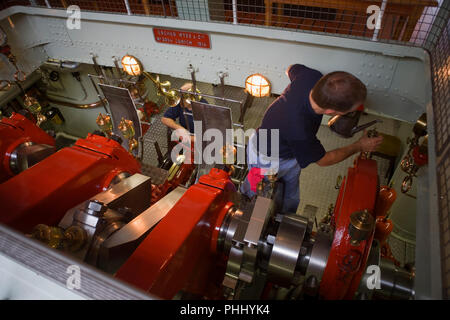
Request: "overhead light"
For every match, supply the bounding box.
[120,54,182,107]
[121,55,142,76]
[245,74,271,97]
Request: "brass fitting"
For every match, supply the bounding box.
[31,224,87,252]
[64,226,87,252]
[167,154,185,182]
[31,224,65,249]
[24,95,46,127]
[221,145,237,165]
[118,117,138,154]
[96,113,113,137]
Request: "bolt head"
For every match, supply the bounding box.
[86,200,105,213]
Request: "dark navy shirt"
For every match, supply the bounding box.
[256,64,325,168]
[163,98,208,133]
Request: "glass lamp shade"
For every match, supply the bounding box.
[121,55,142,76]
[245,74,271,97]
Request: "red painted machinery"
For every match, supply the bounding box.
[117,167,234,298]
[1,147,413,299]
[111,156,384,299]
[0,133,141,233]
[113,155,413,300]
[319,156,378,299]
[0,112,55,183]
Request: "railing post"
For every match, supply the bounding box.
[123,0,132,15]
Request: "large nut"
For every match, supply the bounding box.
[86,200,106,216]
[349,210,374,245]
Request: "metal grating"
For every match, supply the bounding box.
[0,1,443,46]
[32,0,178,17]
[438,147,450,299]
[0,0,30,10]
[430,21,450,156]
[388,234,416,266]
[427,0,450,300]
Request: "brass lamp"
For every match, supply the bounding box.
[245,74,271,98]
[121,55,142,77]
[121,54,180,107]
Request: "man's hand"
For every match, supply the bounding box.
[317,130,383,167]
[356,131,383,152]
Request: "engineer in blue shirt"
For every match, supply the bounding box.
[241,64,383,214]
[161,82,208,141]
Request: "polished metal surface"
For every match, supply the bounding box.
[376,258,415,300]
[355,239,381,300]
[98,83,142,156]
[9,141,33,174]
[86,211,126,270]
[268,214,309,287]
[218,207,240,254]
[9,142,55,175]
[68,202,119,264]
[240,197,272,282]
[243,196,272,248]
[305,224,333,283]
[191,100,233,178]
[107,172,131,189]
[103,186,187,249]
[222,196,273,297]
[60,173,151,229]
[58,174,152,270]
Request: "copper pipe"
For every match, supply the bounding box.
[61,0,68,8]
[46,96,108,109]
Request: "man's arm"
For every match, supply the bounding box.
[161,116,186,132]
[316,131,383,167]
[161,116,195,144]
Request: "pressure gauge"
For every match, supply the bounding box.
[0,26,7,47]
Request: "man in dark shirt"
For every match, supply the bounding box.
[241,64,383,213]
[161,82,208,139]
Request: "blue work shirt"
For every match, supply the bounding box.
[256,64,326,168]
[163,98,208,133]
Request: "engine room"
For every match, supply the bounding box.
[0,1,447,301]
